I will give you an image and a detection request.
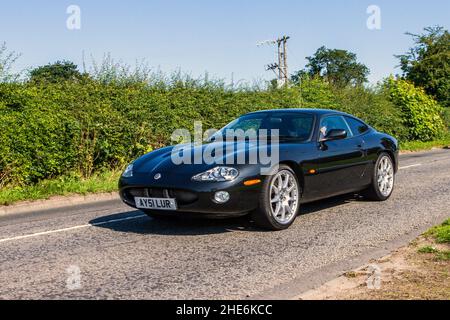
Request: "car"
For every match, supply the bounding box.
[119,109,398,230]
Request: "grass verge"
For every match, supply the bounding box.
[400,133,450,152]
[419,219,450,261]
[424,219,450,243]
[0,170,121,206]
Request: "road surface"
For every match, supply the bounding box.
[0,149,449,299]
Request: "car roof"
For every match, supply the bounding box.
[245,108,350,117]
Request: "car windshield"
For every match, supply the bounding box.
[210,112,314,142]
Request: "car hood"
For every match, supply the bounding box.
[133,141,266,175]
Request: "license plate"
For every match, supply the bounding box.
[135,197,178,211]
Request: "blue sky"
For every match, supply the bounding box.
[1,0,449,84]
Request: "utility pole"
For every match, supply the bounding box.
[281,36,288,85]
[257,35,290,87]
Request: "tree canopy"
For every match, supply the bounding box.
[396,26,450,107]
[292,46,369,88]
[29,60,84,83]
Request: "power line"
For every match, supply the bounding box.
[258,35,290,87]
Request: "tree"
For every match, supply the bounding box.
[396,26,450,107]
[0,42,21,82]
[292,46,369,88]
[29,60,84,83]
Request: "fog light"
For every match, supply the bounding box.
[214,191,230,204]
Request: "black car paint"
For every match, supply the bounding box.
[119,109,399,217]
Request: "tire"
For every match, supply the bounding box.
[363,152,395,201]
[252,164,300,231]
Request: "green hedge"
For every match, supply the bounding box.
[0,78,443,187]
[386,78,446,141]
[0,81,302,185]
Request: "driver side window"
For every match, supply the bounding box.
[319,115,352,140]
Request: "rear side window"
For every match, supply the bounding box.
[289,115,315,140]
[344,116,369,136]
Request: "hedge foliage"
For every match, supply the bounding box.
[385,77,446,141]
[0,77,445,187]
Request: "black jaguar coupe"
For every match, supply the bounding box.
[119,109,398,230]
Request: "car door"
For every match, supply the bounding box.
[307,115,367,199]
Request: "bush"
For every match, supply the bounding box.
[333,85,408,141]
[0,83,81,185]
[385,78,446,141]
[0,77,415,187]
[443,107,450,130]
[29,61,84,84]
[0,80,301,186]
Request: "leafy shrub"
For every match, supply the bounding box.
[0,80,298,186]
[0,77,412,187]
[385,78,445,141]
[295,77,339,109]
[443,107,450,130]
[333,85,408,141]
[29,61,84,84]
[2,83,82,184]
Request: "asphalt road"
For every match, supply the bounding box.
[0,149,449,299]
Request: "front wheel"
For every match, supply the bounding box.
[363,153,395,201]
[252,165,300,230]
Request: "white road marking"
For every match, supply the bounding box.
[0,214,147,244]
[399,163,422,170]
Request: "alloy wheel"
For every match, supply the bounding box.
[377,156,394,197]
[269,170,299,224]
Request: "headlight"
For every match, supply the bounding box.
[122,164,134,178]
[192,167,239,182]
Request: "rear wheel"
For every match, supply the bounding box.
[252,165,300,230]
[363,153,395,201]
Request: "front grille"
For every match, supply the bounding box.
[123,188,198,205]
[127,188,148,197]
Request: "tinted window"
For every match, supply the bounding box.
[214,113,314,141]
[344,116,369,136]
[319,116,352,140]
[227,118,262,132]
[287,115,315,140]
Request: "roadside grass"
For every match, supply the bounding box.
[418,219,450,261]
[418,246,439,254]
[0,170,121,206]
[436,251,450,261]
[400,132,450,152]
[424,219,450,243]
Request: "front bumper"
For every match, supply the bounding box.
[119,174,262,216]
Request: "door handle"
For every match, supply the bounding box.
[357,140,367,156]
[357,139,365,149]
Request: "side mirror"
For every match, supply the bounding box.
[322,129,347,142]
